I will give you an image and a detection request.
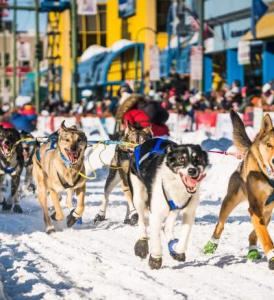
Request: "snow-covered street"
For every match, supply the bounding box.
[0,131,273,300]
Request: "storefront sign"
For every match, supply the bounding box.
[149,45,160,81]
[190,46,203,80]
[77,0,97,15]
[238,41,250,65]
[118,0,136,18]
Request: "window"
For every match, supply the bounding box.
[78,4,107,54]
[157,0,170,32]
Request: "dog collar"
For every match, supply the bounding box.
[162,181,192,211]
[59,151,73,168]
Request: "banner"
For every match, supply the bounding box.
[77,0,97,15]
[0,0,9,17]
[119,0,136,18]
[190,46,203,81]
[17,41,31,62]
[238,41,250,65]
[149,46,160,81]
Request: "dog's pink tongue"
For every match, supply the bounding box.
[68,151,77,163]
[185,176,198,188]
[2,144,9,155]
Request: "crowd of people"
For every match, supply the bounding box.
[0,74,273,134]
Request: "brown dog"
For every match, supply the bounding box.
[94,124,152,225]
[32,121,87,233]
[204,111,274,270]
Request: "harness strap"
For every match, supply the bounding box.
[0,166,16,175]
[36,148,41,162]
[266,193,274,206]
[57,172,82,189]
[59,151,72,168]
[265,177,274,206]
[162,181,192,211]
[134,138,166,173]
[134,145,142,173]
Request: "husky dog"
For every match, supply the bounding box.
[20,131,38,193]
[129,138,208,269]
[94,124,152,225]
[0,127,24,213]
[32,121,87,234]
[204,111,274,270]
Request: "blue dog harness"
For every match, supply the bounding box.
[162,181,192,211]
[0,165,17,175]
[134,138,166,173]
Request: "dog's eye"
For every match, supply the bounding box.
[266,142,272,148]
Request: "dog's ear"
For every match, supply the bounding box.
[143,125,152,135]
[125,122,134,134]
[259,114,273,138]
[166,143,176,154]
[60,120,67,132]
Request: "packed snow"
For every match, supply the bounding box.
[0,127,273,300]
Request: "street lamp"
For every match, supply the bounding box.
[134,26,157,93]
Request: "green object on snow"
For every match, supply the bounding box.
[247,249,261,261]
[204,240,218,254]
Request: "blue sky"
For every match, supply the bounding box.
[5,0,47,33]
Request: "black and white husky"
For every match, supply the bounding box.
[129,138,208,269]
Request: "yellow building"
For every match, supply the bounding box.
[56,0,169,101]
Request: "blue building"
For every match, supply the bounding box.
[203,0,274,91]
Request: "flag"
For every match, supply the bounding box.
[251,0,268,38]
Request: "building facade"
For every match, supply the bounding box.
[203,0,274,91]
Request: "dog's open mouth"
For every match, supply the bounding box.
[65,149,79,164]
[0,142,11,157]
[179,172,206,193]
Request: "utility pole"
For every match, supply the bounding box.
[12,0,17,106]
[35,0,40,112]
[198,0,204,92]
[71,0,78,106]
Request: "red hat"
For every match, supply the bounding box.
[123,109,151,128]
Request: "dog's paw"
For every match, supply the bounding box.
[46,225,55,234]
[94,213,106,224]
[50,211,58,221]
[168,239,186,262]
[27,183,36,193]
[203,240,218,254]
[2,199,12,211]
[267,249,274,270]
[13,204,23,214]
[247,248,261,261]
[148,255,162,270]
[269,257,274,270]
[67,209,80,228]
[134,238,149,259]
[129,212,138,226]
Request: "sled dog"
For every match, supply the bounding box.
[94,124,152,225]
[33,121,87,233]
[204,111,274,270]
[130,138,208,269]
[0,127,24,213]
